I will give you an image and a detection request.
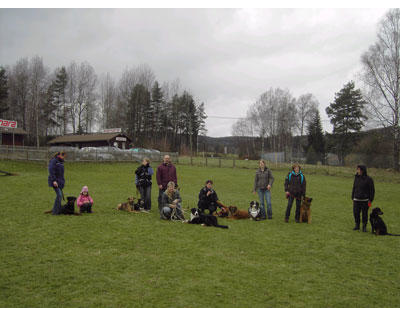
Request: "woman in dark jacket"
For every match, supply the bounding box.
[198,180,220,215]
[135,158,154,212]
[351,165,375,232]
[47,151,66,215]
[284,162,306,223]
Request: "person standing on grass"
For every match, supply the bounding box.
[47,151,66,215]
[351,165,375,232]
[253,160,274,220]
[156,155,177,211]
[135,157,154,212]
[284,162,306,223]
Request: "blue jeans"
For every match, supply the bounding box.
[258,189,272,219]
[138,185,152,210]
[52,187,63,215]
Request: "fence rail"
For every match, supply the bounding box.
[0,146,178,163]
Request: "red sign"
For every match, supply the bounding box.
[0,119,18,128]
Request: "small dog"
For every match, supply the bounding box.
[299,197,312,224]
[44,196,80,215]
[117,197,138,213]
[248,201,262,221]
[228,206,250,219]
[134,198,144,211]
[370,207,400,236]
[189,208,228,229]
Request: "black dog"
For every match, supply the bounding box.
[189,208,228,229]
[370,207,400,236]
[60,196,80,215]
[133,198,144,211]
[248,201,262,221]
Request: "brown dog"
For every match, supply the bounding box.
[299,197,312,224]
[228,206,250,219]
[117,197,139,213]
[214,201,230,217]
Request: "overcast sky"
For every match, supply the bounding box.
[0,8,389,137]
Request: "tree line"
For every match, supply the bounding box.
[0,60,207,152]
[232,9,400,171]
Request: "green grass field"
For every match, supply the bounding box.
[0,160,400,307]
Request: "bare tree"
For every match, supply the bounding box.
[361,8,400,171]
[99,72,116,129]
[68,62,97,134]
[7,58,30,130]
[296,93,319,137]
[29,56,47,147]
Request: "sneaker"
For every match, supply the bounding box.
[141,210,150,213]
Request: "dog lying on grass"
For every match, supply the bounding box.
[188,208,228,229]
[44,196,81,215]
[214,201,230,217]
[117,197,138,213]
[228,206,250,219]
[370,207,400,236]
[299,197,312,224]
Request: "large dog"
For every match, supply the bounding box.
[189,208,228,229]
[370,207,400,236]
[228,206,250,219]
[299,197,312,224]
[44,196,80,215]
[248,201,262,221]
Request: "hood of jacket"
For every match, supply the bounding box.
[357,165,368,176]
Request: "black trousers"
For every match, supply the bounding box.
[285,196,301,220]
[353,201,369,226]
[138,185,152,210]
[80,203,92,213]
[198,201,217,215]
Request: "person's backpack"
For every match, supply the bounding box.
[288,171,304,184]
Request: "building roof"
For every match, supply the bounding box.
[0,127,28,135]
[48,133,131,144]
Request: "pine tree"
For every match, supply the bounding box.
[326,81,367,165]
[53,67,68,135]
[0,66,9,116]
[306,110,326,164]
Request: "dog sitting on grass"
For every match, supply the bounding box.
[299,197,312,224]
[44,196,81,215]
[248,201,262,221]
[370,207,400,236]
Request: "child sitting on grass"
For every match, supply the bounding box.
[77,186,94,213]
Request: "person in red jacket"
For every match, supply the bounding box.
[156,155,178,211]
[77,186,94,213]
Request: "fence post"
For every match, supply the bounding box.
[190,155,193,166]
[219,158,221,168]
[205,156,208,167]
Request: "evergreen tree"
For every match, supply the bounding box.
[326,81,367,165]
[53,67,68,134]
[306,110,326,164]
[0,66,9,116]
[127,84,150,145]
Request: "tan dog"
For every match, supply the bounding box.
[117,197,139,213]
[299,197,312,224]
[228,206,250,219]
